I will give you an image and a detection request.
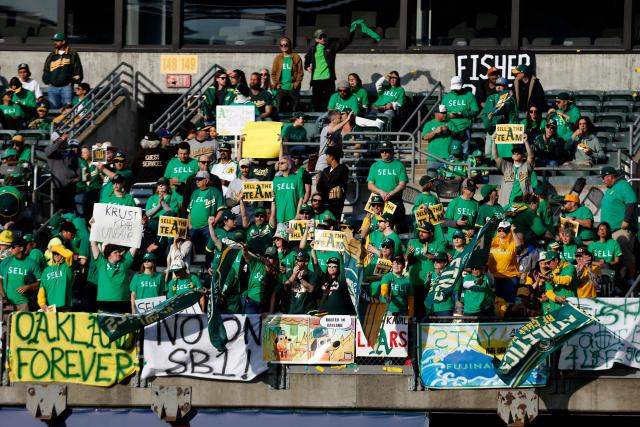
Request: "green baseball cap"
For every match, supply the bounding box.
[264,246,278,258]
[221,210,235,221]
[480,184,497,199]
[219,142,232,151]
[470,149,483,157]
[433,251,448,261]
[142,253,156,261]
[600,166,618,178]
[326,257,341,266]
[416,222,435,233]
[453,230,466,239]
[547,241,560,251]
[194,120,211,131]
[299,203,312,213]
[371,194,384,205]
[296,251,310,261]
[381,213,394,222]
[51,32,66,41]
[538,251,559,262]
[578,229,596,242]
[2,149,18,159]
[381,238,396,248]
[254,206,266,216]
[23,234,35,243]
[450,140,463,155]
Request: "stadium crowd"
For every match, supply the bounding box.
[0,29,637,323]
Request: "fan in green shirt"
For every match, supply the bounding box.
[0,238,42,308]
[366,147,409,195]
[442,78,479,133]
[327,82,360,112]
[241,204,275,257]
[38,245,74,311]
[475,185,504,227]
[372,72,405,117]
[282,251,319,314]
[281,120,308,143]
[380,257,414,317]
[273,159,304,223]
[165,264,202,297]
[129,253,165,311]
[444,181,479,242]
[100,174,136,206]
[242,246,281,313]
[188,176,224,229]
[560,194,593,231]
[588,234,622,266]
[422,115,453,160]
[348,73,369,113]
[90,241,136,306]
[164,142,199,184]
[424,251,454,316]
[460,268,494,316]
[601,171,638,232]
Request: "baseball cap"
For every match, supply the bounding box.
[195,170,210,180]
[450,140,463,155]
[433,251,448,261]
[18,63,29,71]
[68,139,80,147]
[416,222,435,233]
[114,151,126,161]
[254,206,266,216]
[111,174,126,183]
[239,158,252,167]
[495,77,509,87]
[11,236,26,247]
[23,234,35,243]
[381,238,396,248]
[142,253,156,261]
[538,251,558,262]
[379,141,394,152]
[194,120,211,131]
[296,251,310,262]
[336,80,349,89]
[575,246,592,257]
[546,241,561,251]
[0,230,14,244]
[600,166,617,177]
[470,149,483,158]
[419,174,437,187]
[326,256,340,266]
[231,230,246,242]
[450,76,463,91]
[452,230,466,239]
[381,213,394,223]
[437,104,447,113]
[480,184,497,199]
[555,92,572,102]
[169,259,187,272]
[157,177,170,186]
[371,194,384,205]
[563,194,580,203]
[498,220,511,229]
[487,67,499,76]
[461,178,477,191]
[219,142,232,151]
[221,210,235,221]
[299,203,312,213]
[314,29,327,39]
[511,64,531,75]
[36,102,49,111]
[264,246,278,258]
[511,145,525,154]
[2,149,18,159]
[51,32,66,41]
[341,217,358,229]
[157,128,173,139]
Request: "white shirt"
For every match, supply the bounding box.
[20,77,43,99]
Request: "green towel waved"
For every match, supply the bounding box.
[350,19,381,42]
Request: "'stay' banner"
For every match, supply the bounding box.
[9,312,138,386]
[454,52,536,95]
[559,298,640,370]
[419,322,548,389]
[142,314,267,381]
[356,316,408,358]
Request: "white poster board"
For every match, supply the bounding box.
[141,314,267,381]
[356,316,408,358]
[216,105,255,136]
[89,203,143,248]
[134,296,202,315]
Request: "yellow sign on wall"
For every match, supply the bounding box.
[160,54,199,74]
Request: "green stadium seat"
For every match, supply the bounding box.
[604,90,636,102]
[573,90,603,102]
[602,100,634,113]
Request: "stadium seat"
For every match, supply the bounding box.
[573,90,603,102]
[315,14,341,28]
[545,89,572,105]
[593,37,622,47]
[530,37,552,47]
[0,130,16,141]
[452,38,468,46]
[602,100,634,113]
[469,37,499,47]
[575,100,601,114]
[595,131,614,145]
[563,37,592,46]
[596,112,625,126]
[604,90,635,102]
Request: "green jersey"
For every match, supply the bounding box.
[318,277,355,315]
[287,269,320,315]
[164,157,199,182]
[461,273,494,314]
[12,88,36,109]
[560,244,577,263]
[601,178,638,231]
[145,193,180,218]
[475,203,504,227]
[247,258,274,303]
[281,56,293,90]
[27,248,46,271]
[0,256,41,305]
[166,273,202,298]
[441,90,479,132]
[281,123,307,142]
[543,262,577,313]
[273,173,303,223]
[129,272,165,300]
[312,44,330,81]
[95,251,133,302]
[279,250,297,275]
[0,104,24,119]
[327,92,360,112]
[444,196,479,242]
[422,119,452,159]
[246,223,275,256]
[588,239,622,263]
[188,186,224,229]
[39,263,73,308]
[406,238,446,286]
[101,192,136,207]
[352,87,369,112]
[373,86,405,107]
[367,159,408,193]
[426,271,453,313]
[561,206,593,223]
[380,272,413,315]
[551,103,581,141]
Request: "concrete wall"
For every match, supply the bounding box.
[3,51,640,96]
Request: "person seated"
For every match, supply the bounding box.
[532,119,571,167]
[438,140,467,180]
[564,116,606,167]
[371,71,405,123]
[327,80,360,113]
[27,102,52,130]
[0,90,26,130]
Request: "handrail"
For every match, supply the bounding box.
[51,62,134,139]
[150,63,224,135]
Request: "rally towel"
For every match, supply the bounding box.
[350,19,381,42]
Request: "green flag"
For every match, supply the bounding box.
[207,246,240,351]
[97,289,205,342]
[495,303,595,387]
[350,19,381,42]
[424,216,498,314]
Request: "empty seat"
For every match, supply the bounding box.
[315,14,341,28]
[573,90,603,102]
[469,37,499,47]
[452,38,468,46]
[602,101,634,113]
[350,11,377,25]
[575,100,601,113]
[614,130,630,143]
[563,37,592,47]
[595,123,619,134]
[604,90,635,102]
[593,37,622,47]
[530,37,552,47]
[295,35,308,49]
[595,112,624,125]
[596,131,614,145]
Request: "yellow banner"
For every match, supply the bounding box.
[242,181,274,202]
[158,216,188,239]
[364,193,397,215]
[314,230,346,252]
[288,220,313,241]
[559,216,580,234]
[495,124,524,144]
[373,258,392,276]
[160,54,198,74]
[91,146,106,164]
[415,203,444,226]
[9,312,138,386]
[242,121,282,159]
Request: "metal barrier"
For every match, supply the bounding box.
[149,63,224,134]
[51,62,134,139]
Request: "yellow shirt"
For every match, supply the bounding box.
[576,265,600,298]
[488,235,519,278]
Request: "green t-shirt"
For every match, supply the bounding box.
[327,92,360,112]
[164,157,199,182]
[588,239,622,263]
[13,88,36,109]
[28,248,46,271]
[461,273,494,314]
[282,123,308,142]
[352,87,369,111]
[281,56,293,90]
[475,203,504,227]
[188,186,224,229]
[426,271,453,313]
[367,159,409,194]
[374,86,405,107]
[0,256,41,305]
[95,252,134,302]
[316,250,341,273]
[40,263,73,308]
[0,104,25,119]
[273,173,303,223]
[247,258,270,303]
[129,272,165,300]
[381,272,413,315]
[279,249,297,275]
[312,44,330,81]
[422,119,452,159]
[246,223,274,256]
[145,193,180,218]
[101,192,136,207]
[444,196,479,242]
[406,238,446,286]
[165,273,202,298]
[561,206,593,223]
[441,90,479,132]
[601,178,638,231]
[560,244,577,264]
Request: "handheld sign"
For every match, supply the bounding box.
[158,216,188,239]
[288,219,313,241]
[242,181,274,202]
[216,105,255,136]
[373,258,392,276]
[91,146,107,164]
[242,121,282,159]
[314,230,346,252]
[364,193,397,215]
[495,124,524,144]
[90,203,143,248]
[134,296,201,315]
[414,203,444,226]
[559,216,580,234]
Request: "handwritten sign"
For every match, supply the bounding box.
[415,203,444,226]
[160,54,198,74]
[216,105,255,136]
[559,216,580,235]
[141,314,267,381]
[288,219,313,241]
[314,230,346,252]
[8,312,137,386]
[373,258,392,276]
[495,124,524,144]
[91,146,107,164]
[242,181,274,202]
[356,316,408,358]
[90,203,143,248]
[158,216,188,239]
[134,296,201,315]
[242,121,282,158]
[364,193,397,215]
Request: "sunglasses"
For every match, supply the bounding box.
[546,125,555,129]
[280,43,289,47]
[143,259,153,263]
[529,110,538,113]
[498,227,509,232]
[199,160,211,164]
[255,213,266,217]
[260,73,268,76]
[338,89,349,92]
[380,150,392,153]
[312,199,322,202]
[218,76,228,80]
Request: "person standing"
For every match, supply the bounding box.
[42,32,83,109]
[38,244,74,311]
[0,237,41,311]
[271,36,303,113]
[45,135,81,214]
[17,63,43,102]
[273,156,304,224]
[422,104,453,175]
[511,64,546,113]
[488,221,522,303]
[443,179,479,242]
[492,135,535,207]
[90,241,136,313]
[129,253,165,312]
[316,145,348,220]
[380,255,414,317]
[366,141,408,225]
[188,171,224,253]
[442,76,479,153]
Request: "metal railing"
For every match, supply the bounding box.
[51,62,134,139]
[149,63,224,134]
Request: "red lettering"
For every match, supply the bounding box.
[398,331,408,347]
[356,331,368,347]
[390,331,399,347]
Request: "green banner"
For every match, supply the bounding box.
[495,303,595,387]
[208,246,239,352]
[97,289,205,342]
[349,19,381,42]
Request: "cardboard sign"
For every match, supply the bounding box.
[414,204,444,226]
[495,124,524,144]
[356,316,408,358]
[373,258,392,276]
[559,216,580,235]
[91,146,107,164]
[314,230,346,252]
[364,193,397,215]
[134,296,201,315]
[288,220,314,241]
[90,203,143,248]
[216,105,255,136]
[242,121,282,159]
[158,216,188,239]
[242,181,274,202]
[9,312,137,386]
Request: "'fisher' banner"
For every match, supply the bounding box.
[559,298,640,370]
[9,312,138,386]
[419,322,548,389]
[142,314,267,381]
[454,51,536,95]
